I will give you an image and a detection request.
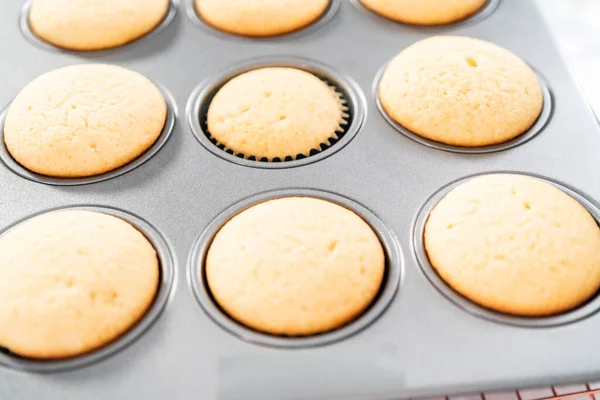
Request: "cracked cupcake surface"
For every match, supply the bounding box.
[0,210,159,359]
[206,197,385,336]
[206,67,347,161]
[3,64,166,178]
[29,0,170,51]
[424,174,600,316]
[379,36,543,147]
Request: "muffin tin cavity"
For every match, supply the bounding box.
[188,189,402,347]
[350,0,500,29]
[184,0,340,39]
[413,172,600,327]
[0,82,177,186]
[373,66,553,154]
[186,57,366,169]
[0,205,175,372]
[20,0,179,53]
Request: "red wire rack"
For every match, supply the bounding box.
[417,382,600,400]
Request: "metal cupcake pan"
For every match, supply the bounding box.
[19,0,181,53]
[186,55,365,168]
[188,188,402,348]
[183,0,342,41]
[0,82,178,186]
[413,171,600,328]
[350,0,502,29]
[373,66,555,154]
[2,0,600,399]
[0,205,176,373]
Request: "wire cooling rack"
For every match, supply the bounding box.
[419,383,600,400]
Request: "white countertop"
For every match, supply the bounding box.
[536,0,600,116]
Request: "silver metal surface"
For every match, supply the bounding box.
[19,0,180,53]
[349,0,501,29]
[183,0,342,40]
[413,172,600,327]
[0,83,178,186]
[373,69,554,154]
[188,188,402,348]
[186,56,365,168]
[0,205,176,373]
[1,0,600,399]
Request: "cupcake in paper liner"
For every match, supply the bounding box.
[206,67,349,162]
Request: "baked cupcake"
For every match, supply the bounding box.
[195,0,330,37]
[206,197,385,336]
[0,210,159,359]
[28,0,170,51]
[378,36,543,147]
[3,64,167,178]
[360,0,487,26]
[207,67,347,161]
[424,174,600,316]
